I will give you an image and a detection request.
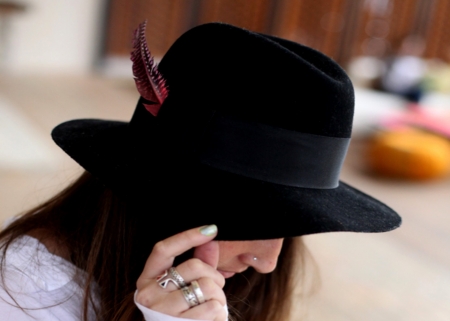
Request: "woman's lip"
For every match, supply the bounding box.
[218,270,236,278]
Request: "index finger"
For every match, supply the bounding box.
[139,225,218,281]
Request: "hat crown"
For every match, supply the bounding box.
[156,22,354,138]
[50,22,401,240]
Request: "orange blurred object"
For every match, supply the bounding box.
[366,128,450,180]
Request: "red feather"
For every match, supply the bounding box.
[130,20,169,116]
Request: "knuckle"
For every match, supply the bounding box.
[216,307,228,321]
[197,278,226,305]
[152,241,167,256]
[186,258,204,271]
[135,289,152,308]
[215,290,227,305]
[179,230,197,246]
[198,277,216,293]
[186,228,200,241]
[205,299,223,313]
[216,274,226,288]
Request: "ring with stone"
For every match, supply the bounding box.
[156,267,187,289]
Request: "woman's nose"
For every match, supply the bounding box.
[243,238,284,273]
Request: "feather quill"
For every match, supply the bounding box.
[130,20,169,116]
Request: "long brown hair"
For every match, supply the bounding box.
[0,171,309,321]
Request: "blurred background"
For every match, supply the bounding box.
[1,0,450,320]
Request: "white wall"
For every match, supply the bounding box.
[3,0,106,75]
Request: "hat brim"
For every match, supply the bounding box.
[52,119,401,241]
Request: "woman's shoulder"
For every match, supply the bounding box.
[0,235,77,292]
[0,235,91,320]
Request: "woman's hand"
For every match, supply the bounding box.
[136,225,227,321]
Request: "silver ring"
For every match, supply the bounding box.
[190,280,205,304]
[156,267,187,289]
[168,267,187,287]
[181,286,199,307]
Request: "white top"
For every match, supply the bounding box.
[0,235,215,321]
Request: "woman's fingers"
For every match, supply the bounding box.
[135,224,226,321]
[180,300,228,321]
[137,277,226,316]
[142,258,225,293]
[176,258,225,289]
[137,225,218,289]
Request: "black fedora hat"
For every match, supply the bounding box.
[51,21,401,241]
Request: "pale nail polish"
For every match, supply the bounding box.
[200,224,217,236]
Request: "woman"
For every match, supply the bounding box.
[0,21,401,321]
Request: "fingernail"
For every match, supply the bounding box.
[200,224,217,236]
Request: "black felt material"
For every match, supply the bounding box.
[51,22,401,240]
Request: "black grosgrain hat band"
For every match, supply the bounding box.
[197,113,351,189]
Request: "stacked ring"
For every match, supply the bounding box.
[181,280,206,307]
[190,281,205,304]
[168,268,187,287]
[156,267,206,309]
[156,267,187,289]
[181,286,199,307]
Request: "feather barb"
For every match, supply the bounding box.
[130,20,169,116]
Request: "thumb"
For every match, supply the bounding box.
[193,240,219,269]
